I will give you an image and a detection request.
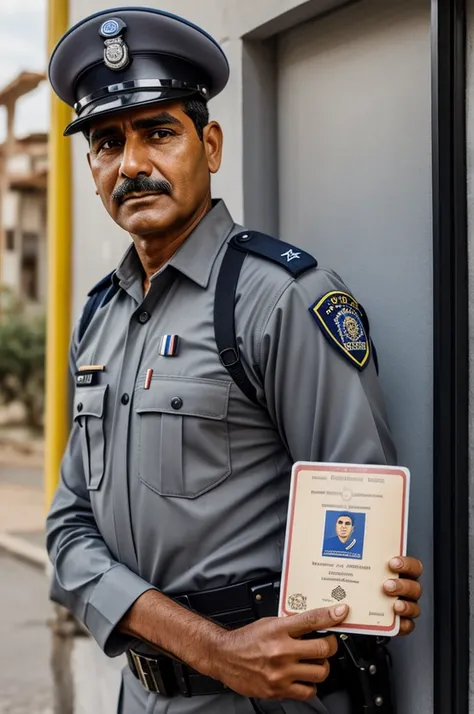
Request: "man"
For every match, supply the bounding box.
[46,8,423,714]
[323,514,361,558]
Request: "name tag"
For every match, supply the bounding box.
[76,365,105,387]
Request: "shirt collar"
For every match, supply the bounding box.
[115,199,235,290]
[115,242,142,289]
[169,199,235,288]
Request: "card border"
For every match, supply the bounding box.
[279,462,410,636]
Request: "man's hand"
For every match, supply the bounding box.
[384,556,423,636]
[210,604,349,701]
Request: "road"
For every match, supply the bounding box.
[0,553,53,714]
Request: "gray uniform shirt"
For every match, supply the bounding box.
[46,199,395,714]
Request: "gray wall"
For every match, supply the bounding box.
[69,1,435,712]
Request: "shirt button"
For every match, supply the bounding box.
[138,311,150,324]
[121,393,130,405]
[77,402,83,412]
[171,397,183,410]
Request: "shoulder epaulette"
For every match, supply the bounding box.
[229,231,317,278]
[87,270,115,297]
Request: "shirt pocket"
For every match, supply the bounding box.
[73,384,108,491]
[135,377,231,499]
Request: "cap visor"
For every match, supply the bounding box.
[64,88,198,136]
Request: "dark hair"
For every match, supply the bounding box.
[337,514,354,524]
[182,96,210,140]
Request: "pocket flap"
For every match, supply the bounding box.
[73,384,108,419]
[136,377,230,420]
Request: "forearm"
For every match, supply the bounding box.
[119,589,225,677]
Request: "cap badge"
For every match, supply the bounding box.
[99,18,130,72]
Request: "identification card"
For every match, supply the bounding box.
[279,462,410,637]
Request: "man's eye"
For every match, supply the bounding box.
[98,139,122,151]
[151,129,173,139]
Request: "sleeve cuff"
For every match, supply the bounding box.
[85,564,156,657]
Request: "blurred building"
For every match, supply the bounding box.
[0,72,47,308]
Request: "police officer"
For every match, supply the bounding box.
[46,8,423,714]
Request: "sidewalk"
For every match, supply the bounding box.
[0,443,125,714]
[0,444,48,568]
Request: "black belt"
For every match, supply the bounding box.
[126,575,393,711]
[127,574,281,697]
[127,649,229,697]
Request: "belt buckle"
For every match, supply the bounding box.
[129,651,162,694]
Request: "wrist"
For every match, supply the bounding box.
[190,622,230,680]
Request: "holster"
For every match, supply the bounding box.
[320,633,396,714]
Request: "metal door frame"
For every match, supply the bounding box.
[431,1,469,712]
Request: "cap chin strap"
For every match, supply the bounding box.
[74,78,209,114]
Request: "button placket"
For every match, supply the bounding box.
[111,312,150,566]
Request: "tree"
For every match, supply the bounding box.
[0,286,46,429]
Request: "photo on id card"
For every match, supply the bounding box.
[278,462,410,637]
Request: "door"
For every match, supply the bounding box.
[277,0,433,711]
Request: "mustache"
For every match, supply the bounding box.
[112,177,172,204]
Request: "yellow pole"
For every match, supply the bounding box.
[45,0,71,508]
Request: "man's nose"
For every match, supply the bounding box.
[119,136,153,179]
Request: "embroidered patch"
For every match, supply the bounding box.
[309,291,370,370]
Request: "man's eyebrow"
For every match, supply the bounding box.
[89,113,184,146]
[131,113,184,131]
[89,125,121,146]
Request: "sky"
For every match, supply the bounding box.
[0,0,49,141]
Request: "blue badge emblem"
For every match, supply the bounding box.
[309,291,370,370]
[101,19,120,36]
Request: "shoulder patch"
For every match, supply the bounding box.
[309,291,370,371]
[230,231,317,278]
[87,270,115,297]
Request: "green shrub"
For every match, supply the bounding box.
[0,286,46,428]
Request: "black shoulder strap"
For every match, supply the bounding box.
[78,271,116,343]
[214,242,259,405]
[214,231,318,405]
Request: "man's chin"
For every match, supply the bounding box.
[116,205,176,236]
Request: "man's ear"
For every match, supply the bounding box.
[203,121,223,174]
[86,153,99,195]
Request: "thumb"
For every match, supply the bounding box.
[286,604,349,639]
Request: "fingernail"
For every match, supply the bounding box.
[390,557,403,570]
[384,579,397,593]
[333,604,348,617]
[394,601,406,613]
